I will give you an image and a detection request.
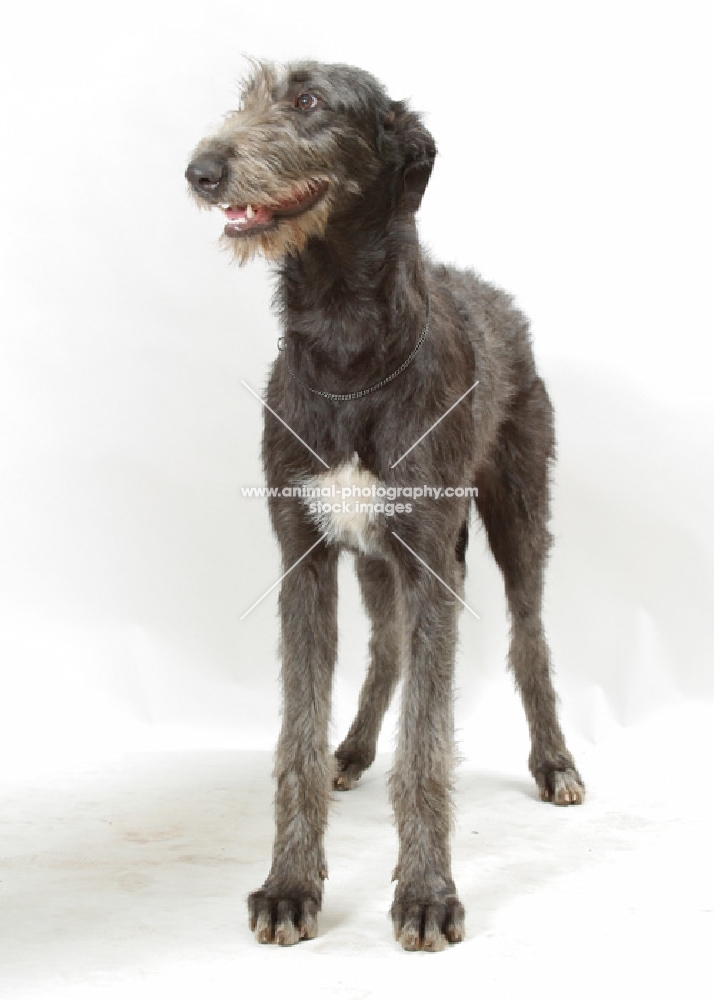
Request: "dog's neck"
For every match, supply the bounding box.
[277,211,429,393]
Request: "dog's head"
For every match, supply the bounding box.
[185,59,436,264]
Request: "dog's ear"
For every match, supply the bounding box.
[385,101,436,212]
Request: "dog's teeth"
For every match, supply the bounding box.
[246,203,254,219]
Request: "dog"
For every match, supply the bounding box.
[186,59,584,952]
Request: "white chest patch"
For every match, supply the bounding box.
[301,453,383,553]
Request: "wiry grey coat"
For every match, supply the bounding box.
[186,59,584,952]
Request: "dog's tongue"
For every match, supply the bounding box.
[224,204,274,229]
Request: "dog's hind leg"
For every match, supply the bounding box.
[476,378,585,805]
[333,554,403,790]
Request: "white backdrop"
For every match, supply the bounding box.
[2,3,714,996]
[1,0,712,768]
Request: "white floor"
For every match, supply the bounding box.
[1,705,712,1000]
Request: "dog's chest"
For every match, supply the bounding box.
[300,453,385,554]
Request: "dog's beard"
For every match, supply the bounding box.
[219,194,333,264]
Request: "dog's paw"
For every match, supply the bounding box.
[248,887,320,946]
[538,766,585,806]
[332,757,364,791]
[391,891,465,951]
[332,742,375,791]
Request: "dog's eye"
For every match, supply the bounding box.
[296,92,320,111]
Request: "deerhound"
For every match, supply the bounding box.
[186,60,584,952]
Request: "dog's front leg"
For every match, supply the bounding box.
[389,550,465,951]
[248,536,338,945]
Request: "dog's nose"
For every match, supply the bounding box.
[185,154,226,191]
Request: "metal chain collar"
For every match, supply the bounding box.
[277,295,431,401]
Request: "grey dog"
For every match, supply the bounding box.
[186,59,584,952]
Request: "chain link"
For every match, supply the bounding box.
[278,296,431,401]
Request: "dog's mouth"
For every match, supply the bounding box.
[221,179,328,237]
